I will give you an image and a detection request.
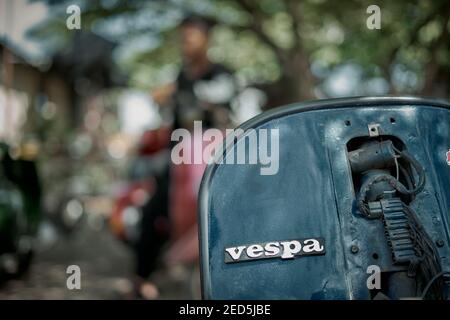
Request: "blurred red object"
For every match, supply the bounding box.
[110,180,155,242]
[166,131,223,265]
[138,126,171,156]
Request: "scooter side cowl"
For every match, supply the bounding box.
[199,97,450,300]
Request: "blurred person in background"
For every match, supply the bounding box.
[153,16,236,131]
[134,15,237,299]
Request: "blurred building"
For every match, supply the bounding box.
[0,40,72,145]
[1,29,130,222]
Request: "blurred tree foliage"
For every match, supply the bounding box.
[32,0,450,107]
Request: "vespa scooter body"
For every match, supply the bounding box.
[199,97,450,299]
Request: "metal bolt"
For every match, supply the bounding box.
[351,245,359,254]
[436,239,445,247]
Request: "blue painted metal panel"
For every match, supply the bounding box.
[199,97,450,299]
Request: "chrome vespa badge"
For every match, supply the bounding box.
[224,238,325,263]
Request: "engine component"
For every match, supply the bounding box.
[350,139,448,299]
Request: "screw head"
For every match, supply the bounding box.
[436,239,445,247]
[351,245,359,254]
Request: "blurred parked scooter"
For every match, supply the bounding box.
[109,127,172,298]
[110,127,171,246]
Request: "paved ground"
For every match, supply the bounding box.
[0,218,198,300]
